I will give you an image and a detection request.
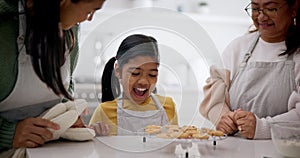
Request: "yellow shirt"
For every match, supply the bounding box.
[89,94,178,135]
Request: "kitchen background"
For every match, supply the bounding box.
[74,0,253,128]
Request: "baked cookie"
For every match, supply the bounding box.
[164,125,179,129]
[145,125,162,134]
[178,132,191,139]
[208,130,225,136]
[192,133,209,140]
[156,133,169,139]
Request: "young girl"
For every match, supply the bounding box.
[89,34,178,135]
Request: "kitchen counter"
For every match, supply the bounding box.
[26,136,283,158]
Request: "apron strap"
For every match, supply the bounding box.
[17,0,27,59]
[150,94,170,125]
[231,33,260,84]
[241,32,260,65]
[150,94,164,110]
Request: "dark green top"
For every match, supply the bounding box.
[0,0,79,151]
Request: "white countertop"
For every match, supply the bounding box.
[27,136,284,158]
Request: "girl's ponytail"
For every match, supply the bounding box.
[101,57,120,102]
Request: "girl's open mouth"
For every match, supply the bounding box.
[133,88,148,97]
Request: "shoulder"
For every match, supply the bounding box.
[154,94,174,102]
[223,31,258,56]
[154,94,176,108]
[222,31,258,69]
[100,100,117,110]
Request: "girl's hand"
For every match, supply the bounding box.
[234,110,256,139]
[13,117,60,148]
[216,111,238,135]
[90,122,110,136]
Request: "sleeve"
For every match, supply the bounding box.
[221,39,241,80]
[0,118,17,151]
[221,33,253,80]
[0,0,20,151]
[197,39,236,125]
[199,66,231,125]
[164,97,178,125]
[221,42,233,70]
[254,88,300,139]
[89,102,118,135]
[89,105,104,125]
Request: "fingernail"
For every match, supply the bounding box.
[238,126,242,131]
[55,124,60,130]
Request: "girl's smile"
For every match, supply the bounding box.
[116,56,158,104]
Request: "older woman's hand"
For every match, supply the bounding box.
[216,111,238,135]
[234,110,256,139]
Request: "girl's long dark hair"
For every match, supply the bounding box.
[101,34,159,102]
[26,0,76,100]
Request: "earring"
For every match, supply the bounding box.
[294,17,297,26]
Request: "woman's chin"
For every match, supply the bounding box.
[61,23,74,30]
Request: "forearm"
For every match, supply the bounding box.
[0,118,17,151]
[200,66,231,125]
[254,107,300,139]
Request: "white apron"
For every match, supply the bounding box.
[117,94,169,135]
[229,34,296,118]
[0,1,70,121]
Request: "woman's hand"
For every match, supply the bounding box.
[216,111,238,135]
[90,122,110,136]
[234,110,256,139]
[13,117,60,148]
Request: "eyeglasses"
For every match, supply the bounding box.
[244,3,287,18]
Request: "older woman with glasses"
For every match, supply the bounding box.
[201,0,299,139]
